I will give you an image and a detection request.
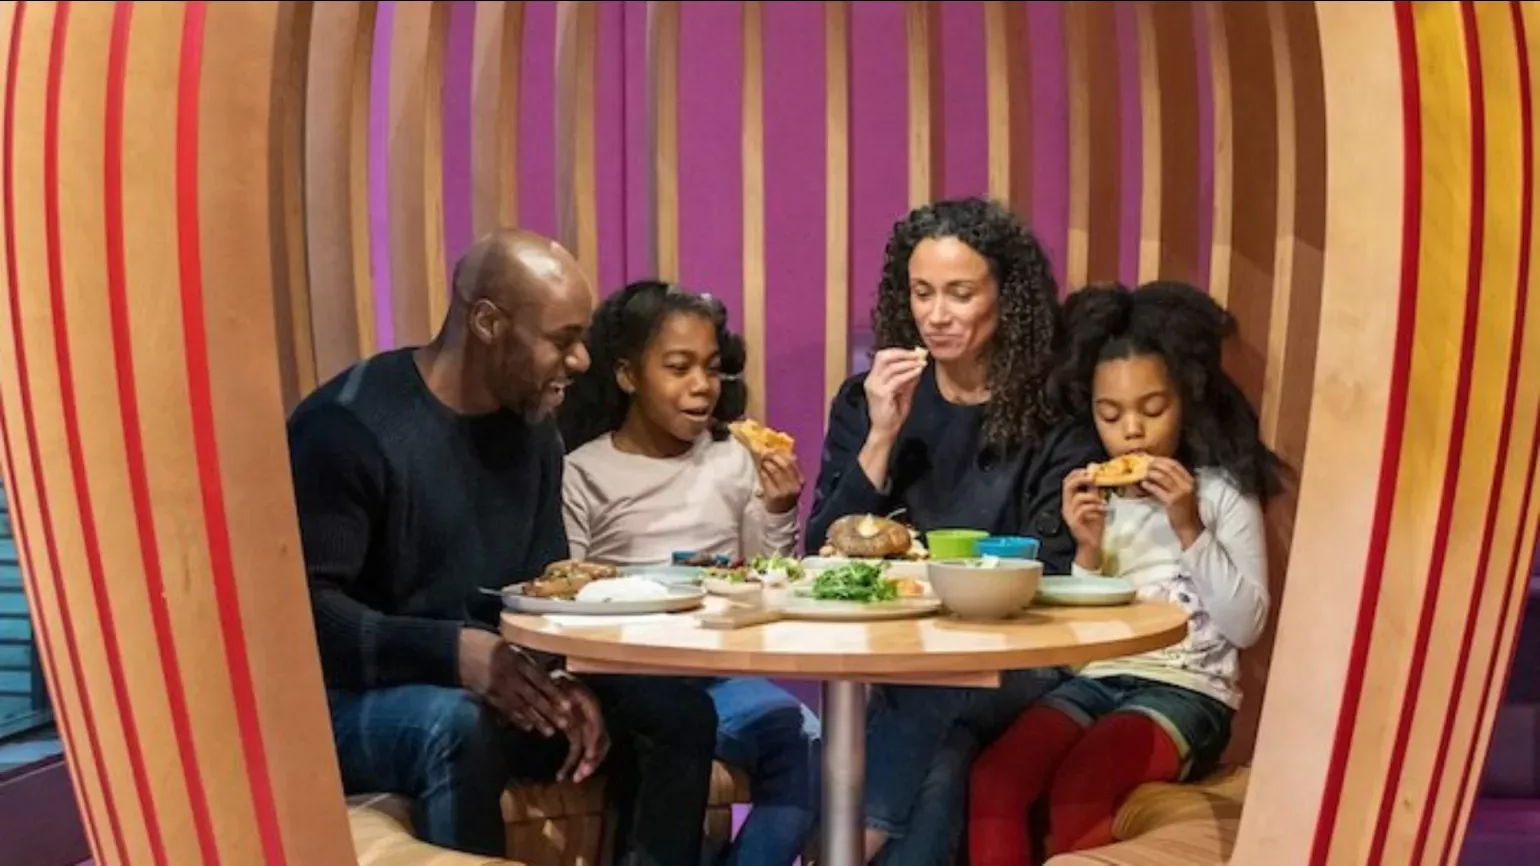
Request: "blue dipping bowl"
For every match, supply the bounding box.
[975,536,1040,560]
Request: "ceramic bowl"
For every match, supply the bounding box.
[926,557,1043,620]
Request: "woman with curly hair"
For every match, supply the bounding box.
[968,281,1281,864]
[807,199,1103,865]
[556,280,819,866]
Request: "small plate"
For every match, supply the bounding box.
[501,581,706,616]
[1034,575,1136,607]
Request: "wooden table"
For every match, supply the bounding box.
[502,601,1188,866]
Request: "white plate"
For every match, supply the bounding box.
[776,596,941,621]
[702,576,765,597]
[800,556,930,581]
[501,581,706,616]
[1034,576,1136,607]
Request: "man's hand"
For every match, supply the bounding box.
[552,673,609,783]
[458,629,573,735]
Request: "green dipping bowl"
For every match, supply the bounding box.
[926,528,989,560]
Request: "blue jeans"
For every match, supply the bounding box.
[705,677,821,866]
[327,675,718,864]
[865,667,1069,866]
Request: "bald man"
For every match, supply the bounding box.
[287,230,716,861]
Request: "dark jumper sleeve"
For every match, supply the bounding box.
[289,405,462,690]
[1016,420,1107,574]
[805,375,894,553]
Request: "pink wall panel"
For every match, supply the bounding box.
[847,2,908,369]
[677,3,745,329]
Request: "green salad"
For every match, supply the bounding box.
[810,561,898,603]
[749,554,805,580]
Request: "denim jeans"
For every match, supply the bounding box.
[865,667,1069,866]
[705,677,822,866]
[327,674,718,864]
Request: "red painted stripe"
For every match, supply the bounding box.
[1369,4,1487,860]
[0,12,102,862]
[1439,16,1540,859]
[174,5,287,863]
[1420,2,1534,861]
[1309,4,1423,862]
[104,3,221,862]
[43,5,167,862]
[1,2,125,862]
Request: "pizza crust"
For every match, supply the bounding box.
[730,419,795,456]
[1088,452,1152,487]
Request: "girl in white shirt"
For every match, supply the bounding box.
[969,281,1283,865]
[556,281,818,866]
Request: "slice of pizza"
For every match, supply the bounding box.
[730,418,795,456]
[1087,452,1152,487]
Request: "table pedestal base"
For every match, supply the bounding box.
[821,680,867,866]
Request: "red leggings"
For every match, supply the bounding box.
[967,705,1182,865]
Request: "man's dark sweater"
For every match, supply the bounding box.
[287,348,567,692]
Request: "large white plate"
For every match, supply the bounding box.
[800,556,929,581]
[776,596,941,621]
[1034,575,1136,607]
[501,581,706,616]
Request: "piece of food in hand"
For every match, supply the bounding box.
[913,346,929,362]
[1087,452,1152,488]
[526,559,620,599]
[730,419,795,456]
[826,513,915,559]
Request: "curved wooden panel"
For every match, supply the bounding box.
[1135,0,1200,284]
[555,0,597,281]
[905,0,941,208]
[385,0,448,346]
[1446,10,1540,857]
[1210,0,1280,407]
[471,1,524,236]
[824,0,849,408]
[648,0,679,282]
[269,1,314,412]
[2,2,129,861]
[195,3,354,861]
[984,0,1029,212]
[742,0,764,421]
[1231,4,1407,862]
[1065,0,1120,287]
[303,0,376,382]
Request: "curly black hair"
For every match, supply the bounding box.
[873,197,1063,452]
[556,280,746,454]
[1052,280,1286,501]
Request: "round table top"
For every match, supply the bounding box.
[500,600,1189,680]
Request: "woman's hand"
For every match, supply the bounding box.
[863,348,927,442]
[1142,457,1203,548]
[758,451,805,514]
[1062,467,1107,570]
